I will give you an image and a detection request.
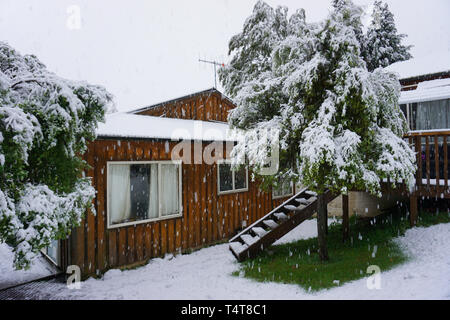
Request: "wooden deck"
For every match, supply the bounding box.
[388,130,450,226]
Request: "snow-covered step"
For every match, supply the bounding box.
[252,227,267,237]
[284,204,304,212]
[263,219,278,230]
[308,196,317,203]
[241,234,260,246]
[296,198,311,205]
[274,212,288,221]
[305,191,317,197]
[230,242,248,255]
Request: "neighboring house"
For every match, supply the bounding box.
[329,52,450,218]
[339,52,450,219]
[385,51,450,131]
[49,88,295,278]
[387,51,450,179]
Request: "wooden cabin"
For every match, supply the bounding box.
[46,88,296,278]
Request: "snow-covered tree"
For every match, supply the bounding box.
[222,1,416,261]
[0,42,114,269]
[220,3,314,188]
[332,0,366,47]
[364,1,412,71]
[218,1,289,130]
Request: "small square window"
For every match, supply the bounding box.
[272,178,293,199]
[218,161,248,194]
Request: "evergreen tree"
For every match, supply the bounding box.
[365,1,412,71]
[218,1,289,129]
[333,0,366,55]
[221,1,416,261]
[0,42,114,269]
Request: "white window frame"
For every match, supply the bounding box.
[217,160,249,195]
[272,180,294,200]
[107,160,183,229]
[41,240,61,267]
[401,103,412,131]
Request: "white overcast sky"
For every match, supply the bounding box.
[0,0,449,112]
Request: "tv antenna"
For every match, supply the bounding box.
[198,59,224,88]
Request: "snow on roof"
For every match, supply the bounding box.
[96,113,235,141]
[399,78,450,104]
[385,51,450,80]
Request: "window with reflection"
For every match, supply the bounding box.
[218,161,248,194]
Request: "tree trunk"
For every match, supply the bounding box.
[317,192,329,261]
[342,194,350,242]
[409,195,418,227]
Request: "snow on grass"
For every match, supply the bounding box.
[37,220,450,300]
[0,243,55,290]
[308,223,450,300]
[274,217,339,246]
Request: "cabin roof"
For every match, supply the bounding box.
[399,78,450,104]
[385,51,450,81]
[96,112,235,141]
[128,87,236,115]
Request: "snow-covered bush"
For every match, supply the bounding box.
[0,42,113,269]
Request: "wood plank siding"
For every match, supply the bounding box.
[71,139,290,278]
[132,89,235,122]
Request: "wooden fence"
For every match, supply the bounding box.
[404,130,450,226]
[405,130,450,197]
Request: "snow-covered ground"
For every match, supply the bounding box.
[37,219,450,300]
[0,243,57,290]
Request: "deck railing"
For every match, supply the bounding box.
[405,130,450,194]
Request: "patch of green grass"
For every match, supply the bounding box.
[233,208,450,292]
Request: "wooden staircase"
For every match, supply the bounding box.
[229,189,338,262]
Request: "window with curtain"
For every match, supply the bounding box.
[403,99,450,131]
[108,161,181,228]
[272,178,293,199]
[161,164,180,217]
[218,161,248,194]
